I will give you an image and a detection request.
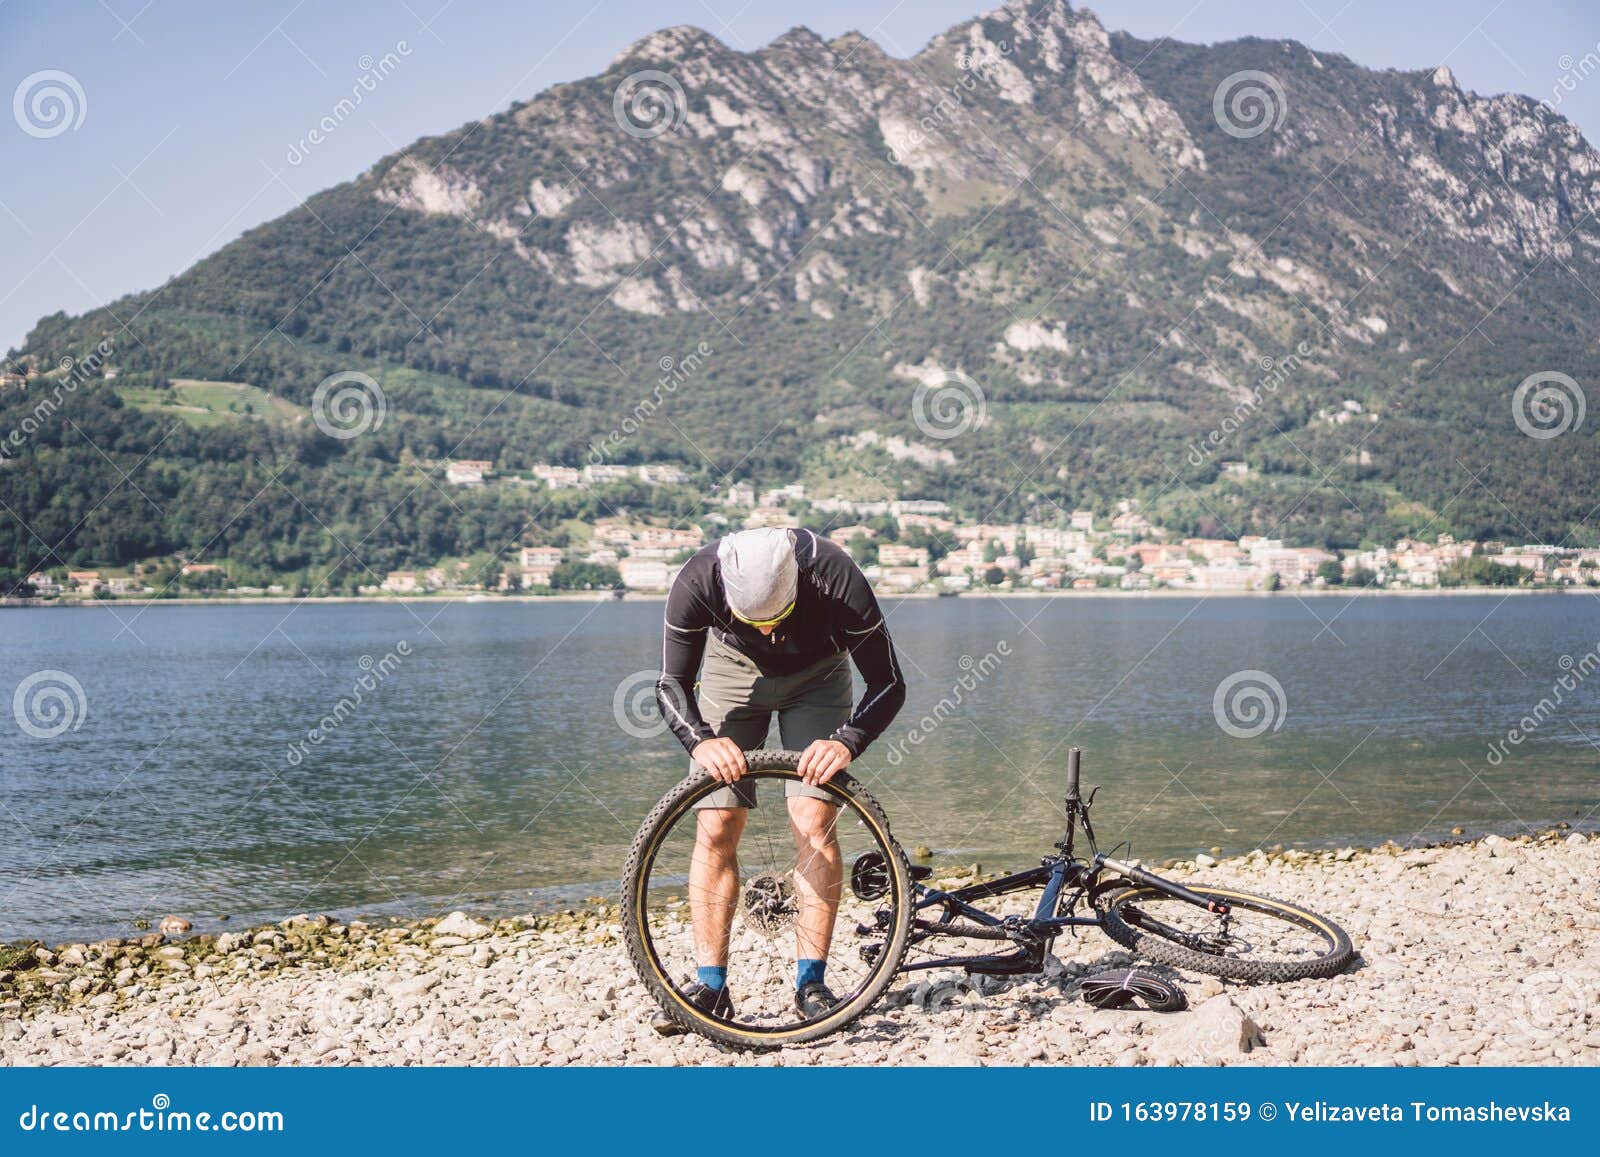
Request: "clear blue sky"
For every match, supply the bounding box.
[2,0,1596,352]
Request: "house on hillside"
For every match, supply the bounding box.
[1259,548,1335,587]
[1110,511,1153,539]
[877,543,929,568]
[870,566,925,591]
[591,519,636,547]
[1147,563,1194,586]
[582,464,633,485]
[953,523,1020,550]
[445,460,493,487]
[531,464,581,489]
[1182,538,1241,563]
[745,506,797,529]
[1129,543,1186,567]
[629,525,703,558]
[619,559,672,590]
[636,464,688,485]
[759,483,806,507]
[896,512,955,533]
[520,546,564,570]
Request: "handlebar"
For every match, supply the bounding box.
[1065,747,1081,802]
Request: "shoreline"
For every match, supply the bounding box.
[0,585,1577,610]
[3,829,1596,1066]
[18,808,1598,951]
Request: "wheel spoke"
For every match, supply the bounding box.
[625,765,911,1044]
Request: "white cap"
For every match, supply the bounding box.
[718,528,798,622]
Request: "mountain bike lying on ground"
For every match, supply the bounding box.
[622,748,1354,1049]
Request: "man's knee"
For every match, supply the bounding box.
[696,807,746,852]
[787,797,839,845]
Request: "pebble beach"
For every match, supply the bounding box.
[3,831,1596,1067]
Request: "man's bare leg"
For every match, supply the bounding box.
[690,807,745,969]
[788,796,843,965]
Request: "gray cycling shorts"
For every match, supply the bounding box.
[692,634,853,809]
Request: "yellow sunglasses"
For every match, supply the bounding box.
[729,599,795,629]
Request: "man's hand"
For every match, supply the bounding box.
[797,739,852,787]
[692,736,748,785]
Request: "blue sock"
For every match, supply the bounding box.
[797,959,827,990]
[696,965,727,991]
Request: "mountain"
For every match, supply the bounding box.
[6,0,1599,585]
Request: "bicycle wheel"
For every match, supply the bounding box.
[1099,885,1353,982]
[622,750,913,1049]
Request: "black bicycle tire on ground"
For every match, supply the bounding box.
[1099,885,1354,982]
[621,749,914,1049]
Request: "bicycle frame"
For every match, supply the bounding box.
[897,748,1231,976]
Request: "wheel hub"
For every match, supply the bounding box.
[741,872,796,935]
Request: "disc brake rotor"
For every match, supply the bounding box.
[741,871,797,936]
[1129,904,1254,956]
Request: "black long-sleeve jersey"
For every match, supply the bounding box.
[655,529,907,757]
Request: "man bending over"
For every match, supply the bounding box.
[654,527,907,1023]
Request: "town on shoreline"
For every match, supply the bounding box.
[15,462,1594,604]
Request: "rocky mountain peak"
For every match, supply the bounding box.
[767,26,830,55]
[611,24,733,69]
[16,1,1600,551]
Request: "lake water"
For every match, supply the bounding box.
[3,594,1597,945]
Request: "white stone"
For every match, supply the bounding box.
[1146,997,1266,1065]
[432,912,492,941]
